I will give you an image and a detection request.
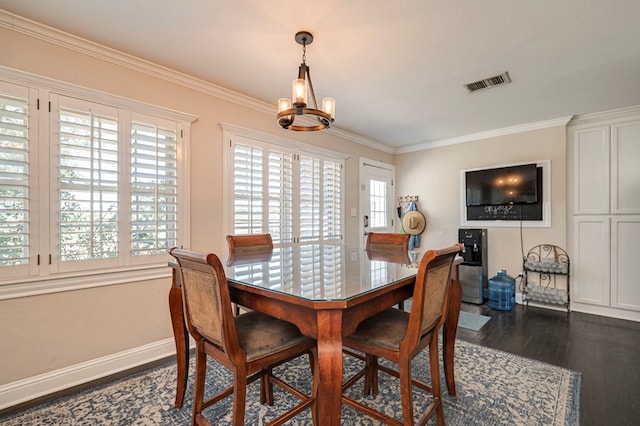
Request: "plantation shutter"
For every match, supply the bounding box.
[57,98,119,267]
[299,155,320,242]
[322,159,342,241]
[229,134,343,244]
[0,74,191,288]
[0,90,30,271]
[232,142,265,235]
[268,150,294,244]
[130,118,178,257]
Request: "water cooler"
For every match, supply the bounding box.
[458,228,488,304]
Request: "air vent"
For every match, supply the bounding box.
[465,71,512,93]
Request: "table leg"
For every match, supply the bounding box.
[169,283,189,409]
[442,268,462,397]
[316,310,344,426]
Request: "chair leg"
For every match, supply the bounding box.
[260,367,274,405]
[192,344,207,426]
[232,368,248,426]
[399,355,414,425]
[429,338,445,426]
[364,354,379,396]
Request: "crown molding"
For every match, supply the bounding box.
[0,9,387,151]
[395,116,573,154]
[0,10,274,112]
[327,126,395,154]
[567,104,640,128]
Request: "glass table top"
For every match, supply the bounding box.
[224,244,421,302]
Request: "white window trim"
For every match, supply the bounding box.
[0,67,195,300]
[220,122,348,250]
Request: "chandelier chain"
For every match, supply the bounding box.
[301,40,307,64]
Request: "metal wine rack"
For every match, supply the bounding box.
[522,244,570,312]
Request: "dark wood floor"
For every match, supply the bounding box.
[458,302,640,426]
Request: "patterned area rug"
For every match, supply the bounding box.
[1,340,580,425]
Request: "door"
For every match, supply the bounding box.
[360,159,395,248]
[611,216,640,311]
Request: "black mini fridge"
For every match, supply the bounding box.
[458,228,488,304]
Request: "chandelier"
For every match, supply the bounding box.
[277,31,335,131]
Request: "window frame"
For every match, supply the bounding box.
[0,68,195,300]
[221,123,347,249]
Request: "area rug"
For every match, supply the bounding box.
[458,311,491,331]
[0,340,580,425]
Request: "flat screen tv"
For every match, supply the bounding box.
[465,163,538,206]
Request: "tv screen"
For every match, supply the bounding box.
[465,164,538,206]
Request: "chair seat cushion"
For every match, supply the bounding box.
[235,311,310,361]
[345,308,409,352]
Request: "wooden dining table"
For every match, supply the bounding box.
[168,244,463,426]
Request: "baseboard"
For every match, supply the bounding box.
[0,338,176,411]
[571,302,640,323]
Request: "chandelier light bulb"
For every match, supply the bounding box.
[292,79,307,106]
[322,98,335,118]
[278,98,291,113]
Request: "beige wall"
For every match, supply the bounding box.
[0,26,392,384]
[394,125,568,281]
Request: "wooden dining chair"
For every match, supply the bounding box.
[365,232,410,252]
[365,249,412,264]
[226,234,274,314]
[366,232,411,310]
[169,248,317,426]
[341,243,462,426]
[226,233,273,256]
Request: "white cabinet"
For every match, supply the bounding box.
[611,216,640,311]
[569,111,640,319]
[572,126,610,214]
[612,121,640,214]
[571,216,610,306]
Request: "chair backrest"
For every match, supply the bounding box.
[226,234,273,256]
[365,232,410,251]
[227,251,273,266]
[365,249,411,264]
[169,248,239,353]
[403,244,462,349]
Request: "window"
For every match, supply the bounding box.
[225,128,345,245]
[0,75,193,290]
[0,86,30,278]
[369,178,388,228]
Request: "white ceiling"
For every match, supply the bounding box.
[2,0,640,150]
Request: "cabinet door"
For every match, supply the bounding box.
[611,120,640,214]
[572,216,610,306]
[571,126,610,214]
[611,216,640,311]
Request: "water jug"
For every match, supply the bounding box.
[488,269,515,310]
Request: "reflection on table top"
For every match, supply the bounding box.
[224,244,420,302]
